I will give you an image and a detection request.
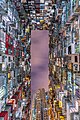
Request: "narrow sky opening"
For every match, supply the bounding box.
[31,30,49,98]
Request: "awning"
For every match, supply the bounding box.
[0,111,8,120]
[11,95,18,104]
[7,99,16,110]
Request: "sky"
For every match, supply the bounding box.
[31,30,49,98]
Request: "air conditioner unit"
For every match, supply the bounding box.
[18,35,21,40]
[73,64,79,72]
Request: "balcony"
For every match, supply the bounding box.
[68,13,78,22]
[0,23,6,32]
[76,89,80,98]
[14,1,26,17]
[75,75,80,86]
[57,7,63,16]
[0,0,7,15]
[75,0,80,12]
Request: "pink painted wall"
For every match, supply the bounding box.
[31,30,49,97]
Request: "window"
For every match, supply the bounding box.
[2,20,5,26]
[14,71,15,77]
[75,56,78,62]
[68,46,71,54]
[2,56,5,62]
[9,26,11,32]
[8,56,11,62]
[0,14,2,22]
[21,0,27,3]
[79,54,80,63]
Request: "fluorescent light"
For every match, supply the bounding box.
[40,0,44,3]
